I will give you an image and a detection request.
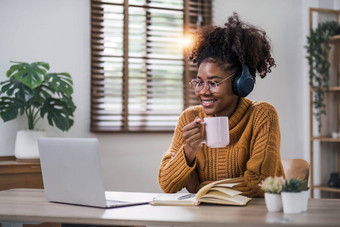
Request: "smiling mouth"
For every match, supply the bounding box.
[201,99,217,107]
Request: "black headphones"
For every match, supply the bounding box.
[232,64,254,97]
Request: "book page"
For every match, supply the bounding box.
[151,193,198,206]
[215,183,239,188]
[195,178,252,206]
[210,187,242,197]
[196,179,240,199]
[199,191,251,205]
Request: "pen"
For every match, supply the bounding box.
[178,193,196,200]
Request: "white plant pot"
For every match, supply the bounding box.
[301,190,309,212]
[264,192,282,212]
[281,192,303,214]
[14,130,46,160]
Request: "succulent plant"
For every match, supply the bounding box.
[301,180,310,191]
[282,178,303,192]
[258,176,285,194]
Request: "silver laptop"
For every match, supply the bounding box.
[38,137,154,208]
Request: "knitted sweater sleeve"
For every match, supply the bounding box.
[158,109,197,193]
[232,104,284,197]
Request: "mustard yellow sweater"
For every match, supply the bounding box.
[158,98,284,197]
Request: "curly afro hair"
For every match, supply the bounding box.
[189,12,276,81]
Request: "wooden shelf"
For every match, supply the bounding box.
[309,8,340,198]
[311,86,340,92]
[327,86,340,92]
[312,137,340,142]
[313,185,340,193]
[329,35,340,44]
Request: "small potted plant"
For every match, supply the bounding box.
[281,178,303,214]
[301,180,310,212]
[259,176,285,212]
[0,61,76,159]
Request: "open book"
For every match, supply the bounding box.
[151,179,252,206]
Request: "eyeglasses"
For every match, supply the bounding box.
[189,73,235,93]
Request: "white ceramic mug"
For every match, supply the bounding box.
[201,116,229,148]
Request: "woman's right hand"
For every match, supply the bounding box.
[182,117,205,165]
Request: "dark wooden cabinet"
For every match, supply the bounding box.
[0,156,43,190]
[0,156,60,227]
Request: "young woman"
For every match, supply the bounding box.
[158,13,284,197]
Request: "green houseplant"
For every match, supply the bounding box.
[0,61,76,159]
[281,178,304,214]
[305,21,340,132]
[0,61,76,130]
[282,178,303,192]
[300,179,310,212]
[259,176,285,212]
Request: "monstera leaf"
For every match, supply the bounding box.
[0,97,25,121]
[6,62,49,89]
[40,98,75,131]
[45,72,73,96]
[0,61,76,131]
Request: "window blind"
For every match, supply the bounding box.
[91,0,212,132]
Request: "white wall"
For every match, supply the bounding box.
[0,0,172,193]
[214,0,309,161]
[0,0,337,193]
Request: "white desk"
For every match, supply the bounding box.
[1,189,340,227]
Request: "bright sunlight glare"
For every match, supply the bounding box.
[180,34,194,49]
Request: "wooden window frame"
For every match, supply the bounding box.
[90,0,212,132]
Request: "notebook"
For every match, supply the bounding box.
[38,137,155,208]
